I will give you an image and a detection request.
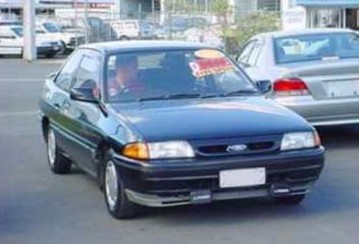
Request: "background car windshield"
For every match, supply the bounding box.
[274,33,359,64]
[43,22,62,33]
[11,27,23,37]
[105,49,256,103]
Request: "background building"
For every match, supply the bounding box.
[233,0,280,18]
[282,0,359,30]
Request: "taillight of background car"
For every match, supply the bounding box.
[273,78,310,96]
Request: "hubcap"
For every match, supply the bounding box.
[105,160,118,210]
[47,129,56,167]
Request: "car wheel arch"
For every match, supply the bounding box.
[95,141,117,190]
[41,116,50,141]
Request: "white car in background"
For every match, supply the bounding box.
[0,25,61,58]
[36,20,85,54]
[184,26,224,50]
[110,19,156,40]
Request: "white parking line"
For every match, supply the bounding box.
[0,79,43,83]
[38,59,65,64]
[0,111,38,117]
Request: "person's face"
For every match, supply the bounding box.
[115,60,138,87]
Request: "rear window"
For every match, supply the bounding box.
[274,32,359,64]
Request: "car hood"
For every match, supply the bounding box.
[109,97,312,141]
[36,34,60,43]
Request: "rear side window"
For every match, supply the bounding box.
[247,41,262,66]
[55,50,84,91]
[237,41,255,65]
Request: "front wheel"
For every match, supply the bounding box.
[59,41,67,55]
[119,36,130,41]
[45,52,57,58]
[46,128,72,174]
[104,159,138,219]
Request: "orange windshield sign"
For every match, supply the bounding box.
[189,57,234,78]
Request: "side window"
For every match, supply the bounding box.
[55,50,84,91]
[73,52,101,90]
[237,41,255,65]
[247,41,263,66]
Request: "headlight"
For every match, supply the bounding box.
[122,141,195,160]
[281,132,320,151]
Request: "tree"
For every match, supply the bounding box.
[223,11,280,54]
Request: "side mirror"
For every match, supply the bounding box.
[70,87,97,103]
[47,72,57,79]
[256,80,272,94]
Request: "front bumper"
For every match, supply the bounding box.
[112,147,325,207]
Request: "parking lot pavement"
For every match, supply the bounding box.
[1,59,359,244]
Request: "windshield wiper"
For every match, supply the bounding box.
[200,93,221,98]
[138,93,200,102]
[221,89,258,97]
[137,95,167,102]
[167,93,201,99]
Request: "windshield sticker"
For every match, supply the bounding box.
[189,57,234,78]
[194,49,225,59]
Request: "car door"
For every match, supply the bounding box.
[236,39,264,81]
[44,49,85,164]
[0,30,22,55]
[65,50,104,175]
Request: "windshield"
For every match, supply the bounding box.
[274,32,359,64]
[11,27,23,37]
[105,49,257,103]
[43,22,62,33]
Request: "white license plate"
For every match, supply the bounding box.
[326,80,359,98]
[219,168,266,188]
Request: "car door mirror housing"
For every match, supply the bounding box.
[256,80,272,94]
[70,87,98,103]
[47,72,57,79]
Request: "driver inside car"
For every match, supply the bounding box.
[108,55,145,99]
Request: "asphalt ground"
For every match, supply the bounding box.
[1,58,359,244]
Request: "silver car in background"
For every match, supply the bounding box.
[236,28,359,126]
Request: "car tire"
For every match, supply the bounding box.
[46,127,72,174]
[119,36,130,41]
[59,41,67,55]
[45,52,57,58]
[275,194,306,204]
[103,157,138,219]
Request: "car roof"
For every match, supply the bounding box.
[255,28,355,39]
[80,40,213,53]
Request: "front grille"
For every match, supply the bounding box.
[247,141,274,151]
[192,136,280,157]
[198,141,274,155]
